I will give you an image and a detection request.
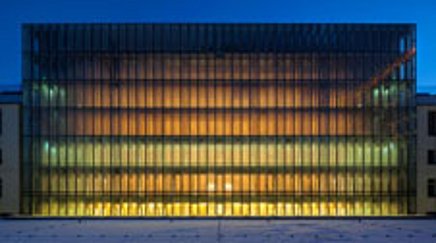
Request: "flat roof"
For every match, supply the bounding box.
[417,93,436,106]
[0,91,22,104]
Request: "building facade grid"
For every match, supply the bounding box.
[22,23,416,216]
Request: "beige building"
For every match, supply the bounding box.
[416,93,436,215]
[0,91,21,215]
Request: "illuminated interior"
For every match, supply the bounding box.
[22,24,416,216]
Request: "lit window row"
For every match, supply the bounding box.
[38,172,401,193]
[38,139,402,166]
[33,200,403,216]
[33,82,406,108]
[37,110,396,136]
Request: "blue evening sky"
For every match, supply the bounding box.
[1,0,435,92]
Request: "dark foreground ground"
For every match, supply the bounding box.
[1,218,436,242]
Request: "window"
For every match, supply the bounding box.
[429,111,436,136]
[429,179,436,198]
[429,150,436,165]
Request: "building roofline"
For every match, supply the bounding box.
[417,93,436,106]
[21,22,417,27]
[0,91,22,104]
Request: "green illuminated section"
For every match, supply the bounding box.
[40,138,402,167]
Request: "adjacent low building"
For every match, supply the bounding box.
[0,91,21,215]
[416,93,436,215]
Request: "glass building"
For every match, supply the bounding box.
[22,24,416,216]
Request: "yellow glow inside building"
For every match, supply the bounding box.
[22,24,416,216]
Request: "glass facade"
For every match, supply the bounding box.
[22,24,416,216]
